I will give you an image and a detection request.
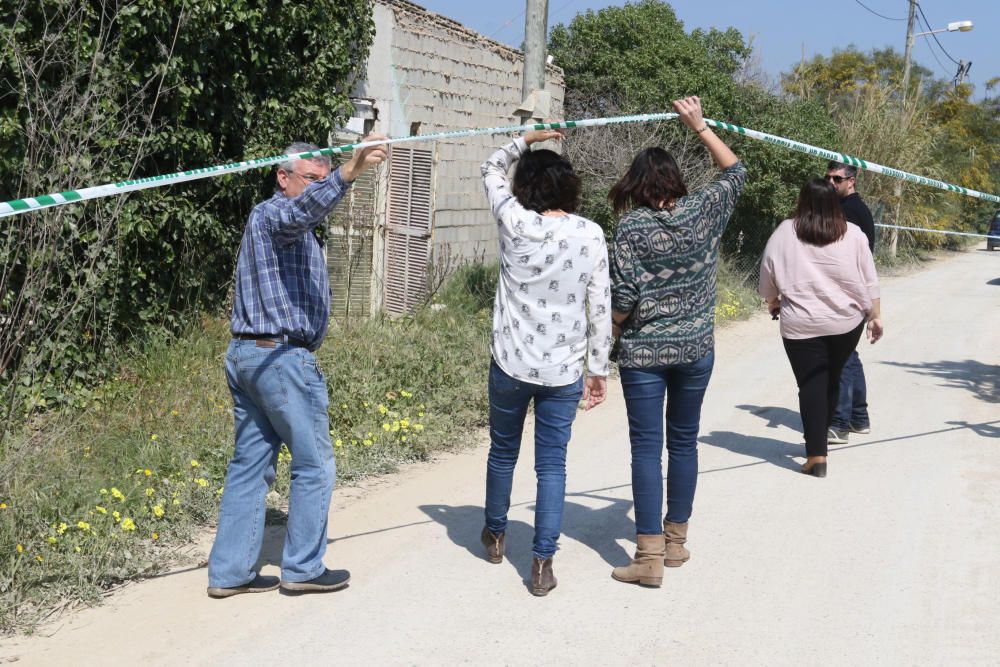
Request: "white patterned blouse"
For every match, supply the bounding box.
[480,138,612,386]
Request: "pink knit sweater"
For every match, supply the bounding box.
[758,219,879,339]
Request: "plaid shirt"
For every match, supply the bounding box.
[230,169,351,350]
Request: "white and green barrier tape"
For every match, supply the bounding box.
[2,111,998,220]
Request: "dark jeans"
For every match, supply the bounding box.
[782,323,865,458]
[619,351,715,535]
[484,360,584,559]
[831,350,869,430]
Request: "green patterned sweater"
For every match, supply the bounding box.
[610,162,747,368]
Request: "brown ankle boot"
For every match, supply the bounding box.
[531,556,557,596]
[663,520,690,568]
[611,534,665,587]
[480,526,505,564]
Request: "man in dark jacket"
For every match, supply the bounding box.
[825,161,875,443]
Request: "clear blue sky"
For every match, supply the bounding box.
[412,0,996,100]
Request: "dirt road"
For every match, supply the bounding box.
[3,246,999,665]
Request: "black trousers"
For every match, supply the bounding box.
[782,322,865,457]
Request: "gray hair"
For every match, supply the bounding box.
[279,142,331,172]
[827,161,857,178]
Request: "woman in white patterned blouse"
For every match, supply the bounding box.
[479,129,613,596]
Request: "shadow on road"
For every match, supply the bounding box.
[419,504,535,588]
[699,431,802,473]
[735,404,802,431]
[418,493,637,585]
[882,359,1000,404]
[561,494,634,568]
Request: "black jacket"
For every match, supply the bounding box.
[841,193,875,252]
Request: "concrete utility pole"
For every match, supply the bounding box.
[516,0,550,123]
[901,0,918,106]
[891,0,919,258]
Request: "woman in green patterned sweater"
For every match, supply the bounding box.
[609,96,747,588]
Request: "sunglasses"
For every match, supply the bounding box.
[825,174,852,184]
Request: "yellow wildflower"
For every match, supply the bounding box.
[400,390,413,398]
[382,423,391,432]
[74,546,81,553]
[400,418,410,429]
[152,505,164,518]
[0,502,7,509]
[150,434,158,441]
[16,544,24,554]
[363,439,373,446]
[111,487,125,501]
[121,517,136,531]
[95,505,107,514]
[143,469,152,476]
[418,411,425,418]
[113,511,121,522]
[340,403,347,409]
[401,436,407,443]
[152,532,159,540]
[367,432,374,438]
[36,555,43,562]
[419,403,425,410]
[171,410,179,416]
[195,478,208,488]
[190,459,200,468]
[145,488,154,497]
[47,536,58,545]
[414,423,424,432]
[391,421,400,432]
[57,523,68,535]
[99,488,109,495]
[335,439,343,447]
[378,404,388,415]
[363,401,369,408]
[77,521,91,531]
[172,499,180,506]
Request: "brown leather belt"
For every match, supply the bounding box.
[232,333,310,349]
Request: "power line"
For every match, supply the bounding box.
[487,9,526,40]
[916,2,962,66]
[919,31,951,75]
[852,0,906,21]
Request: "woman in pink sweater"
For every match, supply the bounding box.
[759,179,884,477]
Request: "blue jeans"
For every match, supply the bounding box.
[620,352,714,535]
[484,360,583,559]
[831,350,869,431]
[208,339,336,587]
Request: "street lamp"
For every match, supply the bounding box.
[902,16,974,104]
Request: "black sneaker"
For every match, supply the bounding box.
[207,573,280,598]
[849,423,871,434]
[827,428,849,444]
[280,568,351,593]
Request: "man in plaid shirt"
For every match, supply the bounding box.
[208,136,386,598]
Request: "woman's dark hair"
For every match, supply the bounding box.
[608,147,688,216]
[511,148,582,214]
[793,178,847,246]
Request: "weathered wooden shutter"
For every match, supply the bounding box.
[384,147,433,316]
[328,165,379,320]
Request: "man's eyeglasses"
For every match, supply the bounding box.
[281,169,323,184]
[825,174,852,184]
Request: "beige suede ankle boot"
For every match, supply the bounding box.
[611,534,665,587]
[663,519,690,567]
